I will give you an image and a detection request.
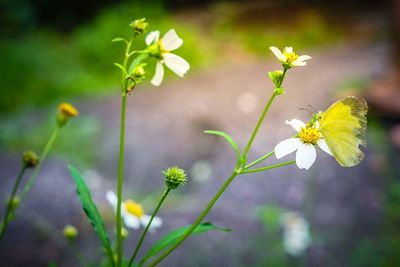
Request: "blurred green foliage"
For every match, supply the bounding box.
[0,1,347,161]
[349,119,400,267]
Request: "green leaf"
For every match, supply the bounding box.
[113,63,127,76]
[204,130,241,160]
[128,53,150,74]
[111,37,128,44]
[68,165,115,266]
[139,222,230,266]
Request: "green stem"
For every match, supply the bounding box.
[116,93,127,267]
[21,127,60,199]
[116,37,133,267]
[245,151,274,169]
[242,66,287,163]
[69,241,89,267]
[0,166,27,240]
[241,160,295,174]
[242,92,277,159]
[128,188,171,267]
[146,171,238,267]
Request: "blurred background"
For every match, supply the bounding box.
[1,0,400,266]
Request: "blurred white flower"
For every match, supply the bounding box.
[280,212,311,256]
[269,46,311,68]
[274,119,333,170]
[106,190,162,231]
[146,29,190,86]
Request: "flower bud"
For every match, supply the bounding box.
[130,18,148,36]
[56,103,78,128]
[163,166,187,189]
[63,225,78,241]
[7,196,20,211]
[22,150,39,168]
[274,87,284,95]
[133,65,146,79]
[121,227,129,240]
[268,70,283,86]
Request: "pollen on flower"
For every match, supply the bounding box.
[59,103,79,117]
[125,199,144,218]
[283,48,298,63]
[299,126,320,144]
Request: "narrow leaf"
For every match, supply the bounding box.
[139,222,230,265]
[113,63,127,76]
[111,37,128,44]
[128,53,150,74]
[68,165,114,266]
[204,130,241,159]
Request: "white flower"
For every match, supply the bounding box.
[280,212,312,256]
[146,29,190,86]
[274,119,333,170]
[269,46,311,67]
[106,190,162,231]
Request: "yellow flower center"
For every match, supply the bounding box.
[158,39,168,54]
[298,126,320,144]
[124,199,144,218]
[283,51,298,63]
[58,103,78,117]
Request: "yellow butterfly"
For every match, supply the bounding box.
[316,96,368,167]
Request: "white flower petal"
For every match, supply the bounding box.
[297,55,311,62]
[284,47,293,54]
[317,139,333,156]
[161,29,183,51]
[124,214,140,229]
[295,144,316,170]
[145,31,160,45]
[163,53,190,77]
[269,46,286,62]
[151,61,165,86]
[286,119,306,132]
[275,138,303,159]
[106,190,118,211]
[140,215,163,229]
[291,60,307,67]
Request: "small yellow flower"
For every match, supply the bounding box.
[269,46,311,68]
[57,103,78,127]
[59,103,79,117]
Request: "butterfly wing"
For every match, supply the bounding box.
[319,96,368,167]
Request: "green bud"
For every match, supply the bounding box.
[121,227,129,239]
[163,166,187,189]
[274,87,284,95]
[133,65,146,79]
[268,70,283,86]
[130,18,148,36]
[7,196,20,211]
[22,150,39,168]
[63,225,78,241]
